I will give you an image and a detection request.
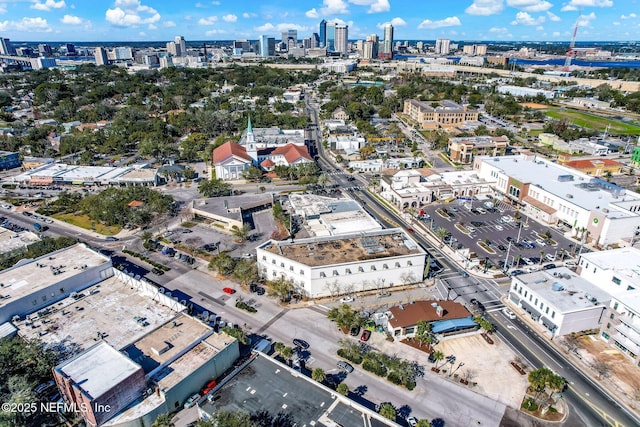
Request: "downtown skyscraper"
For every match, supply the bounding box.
[334,24,348,55]
[379,23,394,60]
[319,20,327,49]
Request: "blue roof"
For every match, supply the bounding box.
[431,317,477,334]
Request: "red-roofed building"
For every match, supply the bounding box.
[269,143,313,166]
[212,141,254,180]
[558,156,623,177]
[260,158,275,171]
[386,300,476,339]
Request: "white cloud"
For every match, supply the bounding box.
[242,12,257,18]
[195,2,206,7]
[577,11,596,27]
[198,16,218,25]
[254,22,312,33]
[105,0,160,27]
[510,11,545,25]
[621,13,637,19]
[60,14,82,24]
[506,0,552,12]
[305,8,319,18]
[222,14,237,22]
[547,11,561,21]
[148,23,156,29]
[206,29,226,36]
[348,0,390,13]
[376,17,406,29]
[0,5,6,14]
[164,20,176,27]
[418,16,461,29]
[561,0,612,11]
[552,31,561,36]
[211,0,221,4]
[305,0,349,17]
[254,22,274,32]
[536,25,544,30]
[31,0,66,11]
[613,21,620,25]
[465,0,504,16]
[0,16,51,32]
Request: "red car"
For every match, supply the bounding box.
[222,287,235,295]
[202,380,217,395]
[360,330,371,341]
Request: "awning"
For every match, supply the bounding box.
[431,317,478,334]
[541,316,557,331]
[520,300,541,320]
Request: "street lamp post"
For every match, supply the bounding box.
[504,240,512,272]
[450,362,465,377]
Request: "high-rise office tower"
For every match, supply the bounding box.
[319,20,327,48]
[363,34,378,60]
[175,36,186,57]
[379,23,394,60]
[38,44,52,57]
[435,38,450,55]
[326,23,336,52]
[166,41,178,56]
[0,38,14,55]
[281,30,298,46]
[65,43,76,55]
[334,24,348,55]
[258,35,275,57]
[94,47,109,66]
[311,33,320,49]
[113,47,133,60]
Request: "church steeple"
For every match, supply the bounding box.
[245,115,257,162]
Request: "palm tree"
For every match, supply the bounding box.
[230,224,251,242]
[280,346,294,362]
[539,250,545,265]
[311,368,326,383]
[434,227,449,248]
[336,383,349,396]
[431,350,445,369]
[378,403,397,421]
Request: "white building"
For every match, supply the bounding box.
[0,243,113,324]
[497,85,556,99]
[380,169,495,210]
[348,159,383,173]
[255,229,426,298]
[321,60,357,73]
[474,154,640,247]
[508,267,610,337]
[328,135,365,154]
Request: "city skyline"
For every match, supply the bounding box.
[0,0,638,42]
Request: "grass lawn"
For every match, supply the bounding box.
[545,108,640,135]
[53,213,121,236]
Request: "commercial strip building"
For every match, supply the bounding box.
[474,154,640,247]
[497,85,556,99]
[380,169,495,210]
[402,99,479,130]
[190,194,274,232]
[507,267,610,338]
[12,163,160,187]
[447,135,509,164]
[288,194,381,237]
[0,150,20,170]
[255,228,426,298]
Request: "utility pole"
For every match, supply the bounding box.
[504,240,512,271]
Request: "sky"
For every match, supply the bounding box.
[0,0,638,42]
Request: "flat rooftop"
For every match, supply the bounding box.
[258,228,425,267]
[481,155,640,218]
[0,243,110,309]
[201,353,395,427]
[123,313,210,374]
[0,228,40,256]
[580,247,640,290]
[57,341,142,400]
[514,267,611,313]
[192,194,273,221]
[16,277,179,357]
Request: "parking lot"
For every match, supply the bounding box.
[421,197,583,276]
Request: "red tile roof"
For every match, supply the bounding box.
[261,158,275,167]
[213,141,252,164]
[271,144,312,164]
[565,159,622,169]
[388,300,471,329]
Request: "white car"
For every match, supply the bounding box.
[526,266,539,273]
[339,296,354,303]
[495,224,504,231]
[407,416,418,427]
[535,238,547,247]
[466,226,476,233]
[522,257,534,265]
[0,203,11,209]
[502,308,516,319]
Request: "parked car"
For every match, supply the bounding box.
[350,325,361,336]
[293,338,309,350]
[222,287,235,295]
[184,393,201,408]
[497,244,507,251]
[202,380,217,395]
[535,238,547,247]
[360,330,371,342]
[545,253,556,262]
[542,263,557,270]
[522,257,534,265]
[511,269,525,276]
[339,296,354,303]
[407,416,418,427]
[337,361,354,373]
[495,225,504,231]
[501,308,516,319]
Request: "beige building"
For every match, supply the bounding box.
[403,99,479,130]
[448,135,509,164]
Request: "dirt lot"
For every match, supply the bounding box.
[520,102,548,109]
[572,335,640,411]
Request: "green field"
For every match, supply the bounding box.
[545,108,640,135]
[53,213,121,236]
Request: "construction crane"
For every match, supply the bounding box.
[563,16,580,71]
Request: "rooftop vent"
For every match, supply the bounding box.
[551,282,565,291]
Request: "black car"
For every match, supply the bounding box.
[350,325,361,336]
[497,244,507,251]
[293,339,309,350]
[542,263,557,270]
[470,221,484,227]
[337,361,354,373]
[511,269,525,276]
[506,236,514,242]
[256,287,265,295]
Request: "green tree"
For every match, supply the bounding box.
[311,368,326,383]
[232,260,258,287]
[152,413,174,427]
[378,403,397,421]
[181,132,210,161]
[280,346,294,361]
[241,166,264,182]
[416,420,431,427]
[231,224,251,242]
[208,252,237,276]
[336,383,349,395]
[431,350,445,369]
[198,178,233,197]
[434,227,449,248]
[414,320,433,348]
[328,304,363,331]
[210,410,253,427]
[267,276,295,303]
[221,327,248,345]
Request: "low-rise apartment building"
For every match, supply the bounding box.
[448,135,509,164]
[403,99,479,130]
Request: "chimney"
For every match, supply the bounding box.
[436,305,444,317]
